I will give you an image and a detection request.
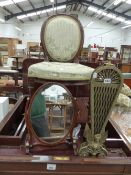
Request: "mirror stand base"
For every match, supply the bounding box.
[25,142,75,156]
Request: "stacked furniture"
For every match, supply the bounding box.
[0,14,130,175]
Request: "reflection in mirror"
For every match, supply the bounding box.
[30,84,73,143]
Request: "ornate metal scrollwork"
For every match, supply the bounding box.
[78,124,108,157]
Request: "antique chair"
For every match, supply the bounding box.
[27,14,94,95]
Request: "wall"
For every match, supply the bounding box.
[0,23,20,38]
[19,21,42,45]
[123,28,131,45]
[0,10,129,50]
[19,12,126,51]
[79,13,125,51]
[0,12,20,38]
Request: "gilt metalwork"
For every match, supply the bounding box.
[78,65,123,157]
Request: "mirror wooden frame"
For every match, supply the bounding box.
[25,82,78,154]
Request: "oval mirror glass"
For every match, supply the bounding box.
[29,84,74,143]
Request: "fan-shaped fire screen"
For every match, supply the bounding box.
[78,64,123,157]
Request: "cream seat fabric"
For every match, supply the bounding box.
[28,62,94,81]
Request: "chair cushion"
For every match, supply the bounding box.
[121,83,131,96]
[116,93,131,107]
[28,62,94,81]
[42,15,82,62]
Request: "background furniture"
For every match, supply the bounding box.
[122,73,131,88]
[104,47,118,61]
[120,45,131,75]
[120,45,131,64]
[0,37,22,61]
[0,57,14,70]
[27,42,43,58]
[11,55,24,70]
[0,68,23,98]
[0,69,19,86]
[47,101,69,133]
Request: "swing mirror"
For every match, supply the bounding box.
[28,83,74,143]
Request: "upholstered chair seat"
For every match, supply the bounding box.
[28,62,94,81]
